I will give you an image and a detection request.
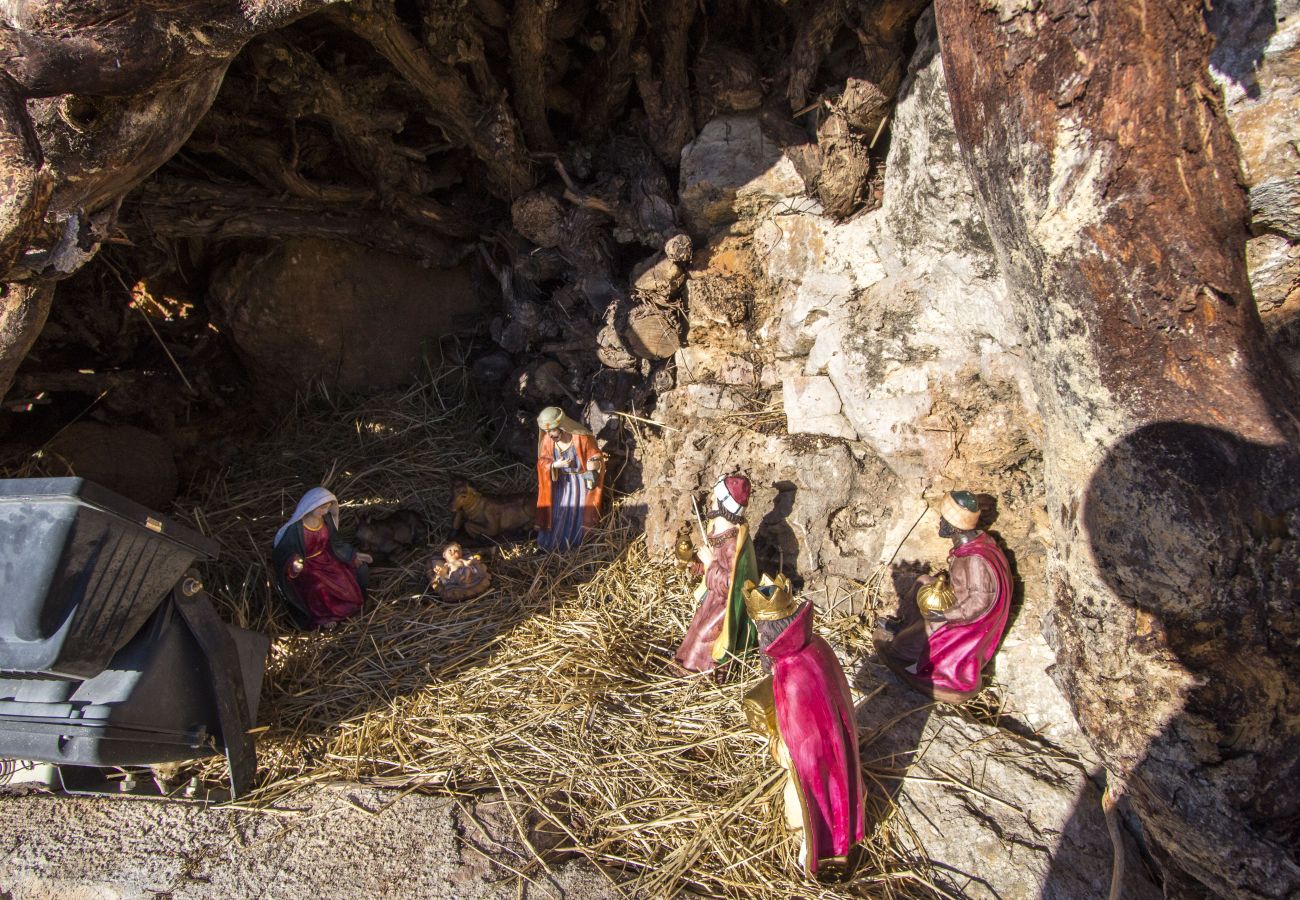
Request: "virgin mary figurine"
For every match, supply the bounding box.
[535,407,604,551]
[271,487,372,629]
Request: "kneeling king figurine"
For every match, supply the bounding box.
[874,490,1012,703]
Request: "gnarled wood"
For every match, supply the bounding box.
[630,0,697,166]
[579,0,639,142]
[131,180,465,267]
[0,73,53,277]
[782,0,841,113]
[0,281,54,402]
[509,0,558,151]
[328,0,534,200]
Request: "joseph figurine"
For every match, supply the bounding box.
[535,406,604,551]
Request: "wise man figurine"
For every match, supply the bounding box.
[874,490,1012,704]
[672,474,758,675]
[742,574,865,878]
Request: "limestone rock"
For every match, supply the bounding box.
[857,669,1161,900]
[674,345,757,386]
[1248,233,1300,312]
[210,238,481,397]
[1248,233,1300,378]
[678,117,809,233]
[685,273,748,327]
[635,408,898,598]
[1214,0,1300,381]
[1251,176,1300,239]
[685,236,758,329]
[1211,0,1300,191]
[782,376,857,440]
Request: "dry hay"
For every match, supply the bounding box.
[167,369,944,899]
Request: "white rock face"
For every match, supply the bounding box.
[782,376,857,439]
[1211,0,1300,377]
[736,16,1035,480]
[677,117,809,232]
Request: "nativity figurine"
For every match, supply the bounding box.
[354,507,423,561]
[535,407,604,551]
[742,574,865,878]
[874,490,1012,703]
[271,487,372,630]
[450,478,534,539]
[672,474,758,674]
[428,542,492,602]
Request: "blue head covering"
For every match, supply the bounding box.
[274,487,339,547]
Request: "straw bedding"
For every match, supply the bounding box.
[168,370,943,898]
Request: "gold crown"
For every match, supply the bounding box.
[742,573,799,621]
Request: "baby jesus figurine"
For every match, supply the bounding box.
[428,542,492,602]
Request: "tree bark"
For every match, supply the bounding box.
[329,0,535,200]
[0,281,55,403]
[1,0,343,98]
[579,0,639,142]
[227,40,477,238]
[131,180,466,267]
[0,73,53,277]
[509,0,558,151]
[783,0,842,113]
[934,1,1300,895]
[631,0,697,166]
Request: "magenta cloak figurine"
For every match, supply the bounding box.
[743,575,865,877]
[875,489,1012,703]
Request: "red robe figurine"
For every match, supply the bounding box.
[272,487,372,629]
[875,490,1012,703]
[744,575,865,877]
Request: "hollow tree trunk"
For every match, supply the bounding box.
[0,0,346,399]
[933,1,1300,895]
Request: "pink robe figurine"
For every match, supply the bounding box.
[876,490,1012,703]
[745,576,865,877]
[914,533,1011,695]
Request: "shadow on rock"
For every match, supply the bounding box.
[1044,421,1300,896]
